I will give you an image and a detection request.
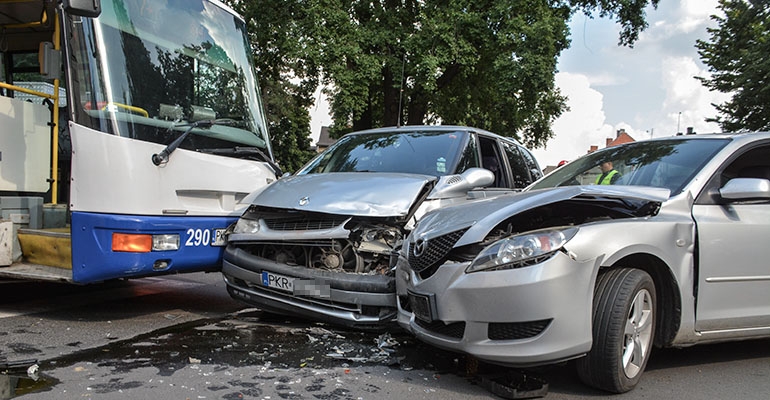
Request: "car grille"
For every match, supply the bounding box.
[415,319,466,339]
[263,216,348,231]
[488,319,551,340]
[408,228,468,278]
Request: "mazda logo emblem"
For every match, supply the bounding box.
[413,238,427,257]
[299,196,309,206]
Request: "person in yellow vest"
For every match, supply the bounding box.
[596,160,621,185]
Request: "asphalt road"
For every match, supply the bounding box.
[1,272,769,399]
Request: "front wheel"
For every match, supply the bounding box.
[576,268,656,393]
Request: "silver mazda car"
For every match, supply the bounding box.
[222,125,542,329]
[397,131,770,393]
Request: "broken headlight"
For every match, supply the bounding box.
[233,218,260,234]
[466,227,578,273]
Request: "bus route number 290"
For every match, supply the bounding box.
[185,228,227,247]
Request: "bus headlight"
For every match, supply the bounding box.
[466,227,578,273]
[152,234,180,251]
[233,218,260,234]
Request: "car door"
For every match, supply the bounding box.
[692,143,770,332]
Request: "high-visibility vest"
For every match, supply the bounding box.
[596,170,619,185]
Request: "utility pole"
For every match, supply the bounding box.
[677,112,682,134]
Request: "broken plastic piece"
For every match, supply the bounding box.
[0,358,38,372]
[478,370,548,399]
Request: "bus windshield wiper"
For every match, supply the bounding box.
[152,119,222,166]
[197,146,283,176]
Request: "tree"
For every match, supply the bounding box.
[229,0,659,155]
[696,0,770,132]
[305,0,659,149]
[227,0,318,173]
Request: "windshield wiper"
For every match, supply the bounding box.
[152,119,228,166]
[198,147,283,176]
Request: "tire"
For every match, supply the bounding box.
[576,268,656,393]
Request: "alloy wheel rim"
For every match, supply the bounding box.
[622,288,653,378]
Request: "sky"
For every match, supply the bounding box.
[309,0,729,169]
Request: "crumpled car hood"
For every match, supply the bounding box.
[412,185,670,246]
[247,172,436,217]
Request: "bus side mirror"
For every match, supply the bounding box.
[63,0,101,18]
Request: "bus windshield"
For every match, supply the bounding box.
[67,0,271,156]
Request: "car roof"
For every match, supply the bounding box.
[634,131,770,143]
[589,131,770,153]
[340,125,523,145]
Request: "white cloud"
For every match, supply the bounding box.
[531,73,616,168]
[660,56,729,134]
[639,0,720,41]
[586,72,628,87]
[680,0,721,22]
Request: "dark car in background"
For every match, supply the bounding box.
[222,125,541,329]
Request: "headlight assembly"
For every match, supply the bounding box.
[466,227,578,273]
[233,218,261,234]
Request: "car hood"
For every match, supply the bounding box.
[246,172,437,217]
[412,185,670,246]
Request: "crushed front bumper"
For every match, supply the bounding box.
[223,246,397,329]
[396,251,600,367]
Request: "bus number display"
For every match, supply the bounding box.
[185,228,227,247]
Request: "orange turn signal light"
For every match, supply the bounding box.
[112,233,152,253]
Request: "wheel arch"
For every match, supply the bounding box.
[604,253,682,348]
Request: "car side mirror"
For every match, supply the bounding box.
[720,178,770,201]
[430,168,495,199]
[462,167,495,188]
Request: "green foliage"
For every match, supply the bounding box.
[696,0,770,132]
[227,0,659,153]
[568,0,661,46]
[262,78,316,173]
[226,0,317,172]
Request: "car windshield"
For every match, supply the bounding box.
[530,138,731,196]
[297,130,473,177]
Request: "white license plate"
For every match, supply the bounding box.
[261,271,294,292]
[211,228,227,246]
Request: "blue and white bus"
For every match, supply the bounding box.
[0,0,279,283]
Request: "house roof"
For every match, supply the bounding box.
[317,126,336,147]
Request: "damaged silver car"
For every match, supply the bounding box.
[222,125,542,329]
[397,132,770,393]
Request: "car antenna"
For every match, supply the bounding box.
[397,54,405,128]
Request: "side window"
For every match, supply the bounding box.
[502,141,533,188]
[697,143,770,205]
[479,136,508,188]
[720,145,770,184]
[4,52,67,107]
[520,146,543,181]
